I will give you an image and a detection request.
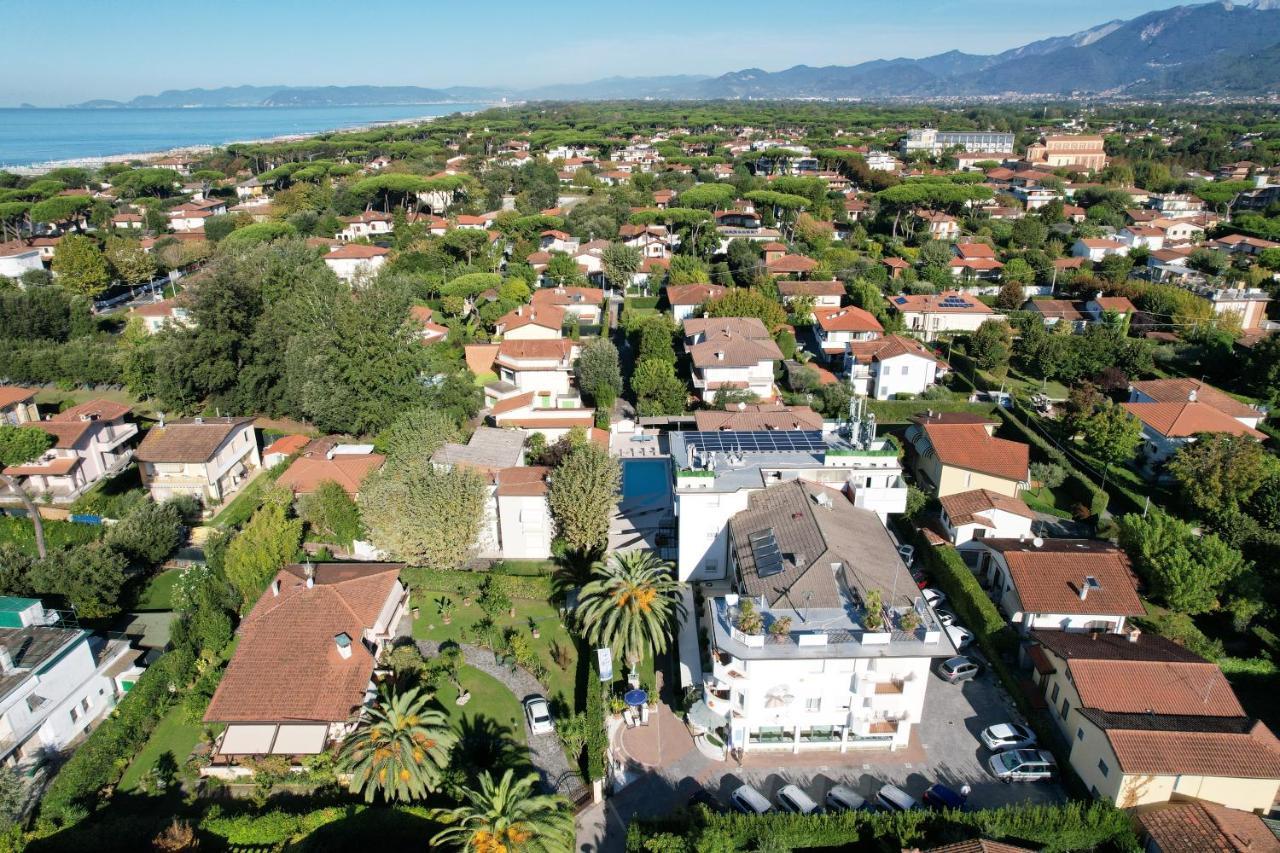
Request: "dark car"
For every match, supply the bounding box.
[923,783,968,811]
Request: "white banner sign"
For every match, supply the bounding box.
[596,647,613,682]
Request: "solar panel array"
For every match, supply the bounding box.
[939,295,972,308]
[749,528,785,577]
[684,430,827,455]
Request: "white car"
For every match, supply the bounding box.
[523,695,554,735]
[825,784,868,812]
[922,588,946,607]
[980,723,1037,752]
[730,783,772,814]
[946,624,974,650]
[935,608,958,627]
[874,784,919,812]
[776,784,820,815]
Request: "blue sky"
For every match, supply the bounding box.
[4,0,1187,105]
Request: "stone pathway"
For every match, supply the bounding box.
[417,639,583,797]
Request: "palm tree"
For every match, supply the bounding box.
[338,684,456,803]
[575,550,686,668]
[430,769,573,853]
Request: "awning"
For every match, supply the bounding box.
[219,724,277,754]
[687,700,727,732]
[271,724,328,755]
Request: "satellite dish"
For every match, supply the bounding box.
[1032,537,1044,548]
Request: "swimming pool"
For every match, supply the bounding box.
[621,459,671,502]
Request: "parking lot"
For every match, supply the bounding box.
[700,659,1067,813]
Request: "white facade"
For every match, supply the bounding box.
[495,492,553,559]
[851,352,939,401]
[138,418,261,505]
[323,252,387,283]
[0,247,43,280]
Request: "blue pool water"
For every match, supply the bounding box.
[621,459,670,502]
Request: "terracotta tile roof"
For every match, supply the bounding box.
[1092,296,1135,313]
[4,456,81,477]
[921,422,1028,482]
[949,257,1004,271]
[689,330,783,368]
[1122,401,1266,439]
[464,343,500,375]
[130,298,185,318]
[24,420,96,449]
[778,280,844,298]
[276,450,384,496]
[813,306,883,333]
[846,334,938,365]
[765,254,819,274]
[939,489,1035,527]
[324,244,389,260]
[683,316,772,339]
[1108,721,1280,778]
[205,563,403,724]
[925,842,1035,853]
[491,391,536,415]
[666,284,725,306]
[1137,800,1280,853]
[498,305,564,332]
[1070,657,1244,717]
[531,286,604,308]
[497,415,593,429]
[494,466,551,497]
[496,338,574,362]
[263,434,310,458]
[1129,379,1259,421]
[1030,300,1088,321]
[0,387,37,409]
[890,291,994,315]
[882,257,911,269]
[50,399,131,422]
[1031,627,1207,665]
[135,417,254,463]
[693,404,822,432]
[955,242,998,259]
[980,538,1143,616]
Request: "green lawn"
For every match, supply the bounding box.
[209,459,290,529]
[0,516,101,556]
[411,595,578,710]
[433,665,527,747]
[1021,486,1074,519]
[117,704,204,793]
[136,569,181,611]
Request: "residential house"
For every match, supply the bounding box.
[488,390,594,442]
[431,428,534,558]
[665,284,725,324]
[1025,300,1090,332]
[936,489,1035,550]
[0,388,38,426]
[1122,399,1266,467]
[683,317,783,403]
[110,212,144,230]
[491,466,555,559]
[1128,378,1264,430]
[882,257,911,279]
[1147,193,1205,219]
[692,404,824,433]
[408,305,448,344]
[905,412,1029,498]
[890,291,999,342]
[275,440,384,498]
[1137,800,1280,853]
[949,243,1004,280]
[490,338,579,403]
[1084,295,1136,325]
[495,304,564,340]
[322,244,389,283]
[1193,285,1273,333]
[955,151,1010,171]
[128,298,192,334]
[1210,233,1280,257]
[0,243,43,279]
[699,480,954,753]
[1072,239,1129,261]
[812,306,883,360]
[1024,135,1108,171]
[0,596,144,768]
[1029,629,1280,812]
[135,416,260,505]
[3,401,138,501]
[261,434,310,468]
[538,230,579,254]
[914,210,960,241]
[846,335,942,400]
[1011,184,1059,211]
[671,412,907,581]
[336,210,393,242]
[202,562,408,774]
[864,151,900,171]
[531,286,604,327]
[1118,225,1165,252]
[972,539,1143,635]
[765,254,819,278]
[778,280,843,309]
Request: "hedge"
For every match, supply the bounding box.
[993,405,1109,519]
[0,515,101,556]
[400,565,554,600]
[584,654,607,781]
[628,800,1139,853]
[37,646,196,830]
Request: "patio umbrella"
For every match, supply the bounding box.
[624,688,648,707]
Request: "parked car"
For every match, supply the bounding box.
[923,783,968,811]
[825,784,869,812]
[730,784,773,814]
[937,656,981,683]
[687,789,723,813]
[989,749,1057,782]
[935,608,958,627]
[776,784,820,815]
[874,784,919,812]
[523,695,554,735]
[922,588,946,607]
[946,624,974,650]
[980,723,1038,752]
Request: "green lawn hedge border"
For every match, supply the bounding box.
[400,566,554,600]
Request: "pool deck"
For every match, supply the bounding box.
[610,429,668,458]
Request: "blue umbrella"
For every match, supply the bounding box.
[624,689,648,707]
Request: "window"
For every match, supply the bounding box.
[81,698,90,712]
[69,708,79,724]
[1076,728,1085,741]
[900,365,909,375]
[805,697,822,712]
[973,528,987,540]
[1050,683,1060,704]
[1097,759,1109,777]
[1060,699,1070,719]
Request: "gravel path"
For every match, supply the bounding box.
[417,639,583,797]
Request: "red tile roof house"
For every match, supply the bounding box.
[1137,800,1280,853]
[845,335,943,400]
[530,286,605,326]
[972,538,1144,635]
[777,279,844,310]
[811,305,883,360]
[2,401,139,502]
[488,390,594,443]
[336,210,393,242]
[682,317,783,403]
[322,243,389,283]
[905,412,1029,499]
[202,562,408,776]
[488,338,580,407]
[0,387,39,426]
[890,291,1000,342]
[936,488,1035,549]
[135,416,261,506]
[1122,397,1266,469]
[275,440,385,498]
[664,284,725,324]
[261,433,311,468]
[1028,628,1280,812]
[408,305,448,344]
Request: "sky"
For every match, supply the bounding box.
[3,0,1191,106]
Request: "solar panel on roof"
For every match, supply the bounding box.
[684,430,826,456]
[894,296,908,305]
[749,528,785,578]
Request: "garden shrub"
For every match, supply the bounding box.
[401,566,553,600]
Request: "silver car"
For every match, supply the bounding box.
[874,783,919,812]
[989,749,1056,782]
[825,784,868,812]
[938,656,981,683]
[730,783,773,814]
[523,695,554,735]
[776,784,819,815]
[980,722,1037,752]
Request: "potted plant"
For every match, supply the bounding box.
[863,589,885,631]
[608,696,626,717]
[529,617,540,639]
[735,599,764,635]
[438,596,454,626]
[899,608,920,633]
[768,616,793,636]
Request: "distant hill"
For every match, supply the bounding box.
[68,1,1280,107]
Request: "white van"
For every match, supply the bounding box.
[825,784,868,812]
[776,784,819,815]
[730,783,773,814]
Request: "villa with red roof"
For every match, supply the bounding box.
[905,412,1029,498]
[2,401,138,500]
[890,291,1000,341]
[322,244,389,282]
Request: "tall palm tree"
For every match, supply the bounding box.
[430,769,573,853]
[576,550,686,668]
[338,684,456,803]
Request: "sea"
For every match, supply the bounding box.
[0,104,489,169]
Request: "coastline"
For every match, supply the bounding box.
[4,106,495,175]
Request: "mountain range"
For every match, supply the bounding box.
[69,0,1280,108]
